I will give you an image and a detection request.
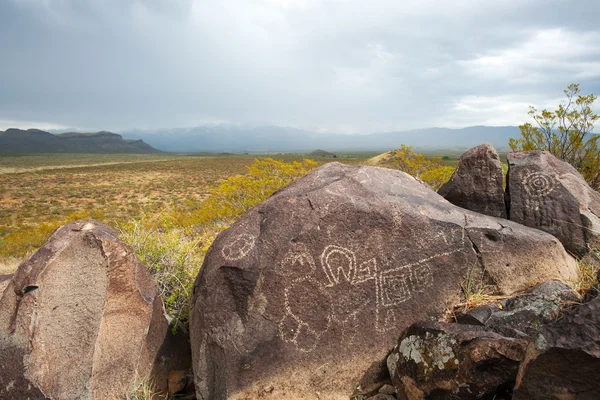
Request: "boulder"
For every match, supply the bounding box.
[190,162,578,399]
[0,221,179,399]
[455,280,581,339]
[507,150,600,257]
[0,273,11,296]
[513,293,600,399]
[438,144,507,218]
[387,321,527,399]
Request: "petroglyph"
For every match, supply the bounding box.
[278,243,463,348]
[221,233,256,261]
[322,245,357,287]
[374,249,461,332]
[522,172,557,198]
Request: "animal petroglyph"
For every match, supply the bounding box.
[522,172,557,198]
[278,243,459,350]
[221,233,256,261]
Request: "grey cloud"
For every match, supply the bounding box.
[1,0,599,132]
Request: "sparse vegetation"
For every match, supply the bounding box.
[572,252,600,297]
[510,84,600,191]
[391,144,456,190]
[0,154,325,326]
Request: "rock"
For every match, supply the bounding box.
[367,394,396,400]
[0,221,182,400]
[0,274,12,296]
[388,321,527,399]
[438,144,507,218]
[168,369,195,397]
[190,163,578,399]
[378,384,396,396]
[513,293,600,399]
[507,150,600,257]
[455,280,581,338]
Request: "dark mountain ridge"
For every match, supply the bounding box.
[0,128,161,154]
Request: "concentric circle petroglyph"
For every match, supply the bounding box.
[522,172,556,198]
[221,234,256,261]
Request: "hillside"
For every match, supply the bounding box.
[0,129,161,154]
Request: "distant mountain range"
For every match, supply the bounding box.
[1,125,522,154]
[0,129,160,154]
[120,125,521,153]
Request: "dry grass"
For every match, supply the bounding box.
[572,253,599,297]
[0,153,361,271]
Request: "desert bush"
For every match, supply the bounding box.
[119,158,318,327]
[510,84,600,191]
[391,145,455,190]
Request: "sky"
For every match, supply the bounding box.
[1,0,600,134]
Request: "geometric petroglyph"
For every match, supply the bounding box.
[522,172,557,198]
[221,233,256,261]
[374,249,459,333]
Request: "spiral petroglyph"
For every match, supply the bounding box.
[522,172,556,198]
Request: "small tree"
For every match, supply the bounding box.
[509,84,600,190]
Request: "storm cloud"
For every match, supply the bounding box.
[1,0,600,132]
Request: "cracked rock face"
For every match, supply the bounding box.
[190,162,577,399]
[455,280,581,339]
[513,293,600,399]
[388,322,527,399]
[0,221,170,400]
[507,150,600,257]
[438,143,507,218]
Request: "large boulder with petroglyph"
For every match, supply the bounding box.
[438,143,507,218]
[0,221,175,400]
[507,150,600,257]
[189,162,578,399]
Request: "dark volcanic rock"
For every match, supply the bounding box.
[189,162,578,399]
[438,143,507,218]
[507,150,600,257]
[513,294,600,399]
[0,221,183,400]
[388,322,527,399]
[455,280,581,339]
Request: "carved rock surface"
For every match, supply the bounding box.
[507,150,600,256]
[0,221,174,400]
[190,162,577,399]
[455,280,581,339]
[513,294,600,399]
[387,322,527,399]
[438,143,507,218]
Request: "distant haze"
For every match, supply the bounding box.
[117,124,520,153]
[1,1,600,134]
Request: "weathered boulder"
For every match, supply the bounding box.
[0,273,11,296]
[455,280,581,339]
[507,150,600,256]
[0,221,178,399]
[513,293,600,399]
[387,322,527,399]
[438,143,507,218]
[190,162,578,399]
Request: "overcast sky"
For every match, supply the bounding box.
[1,0,600,133]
